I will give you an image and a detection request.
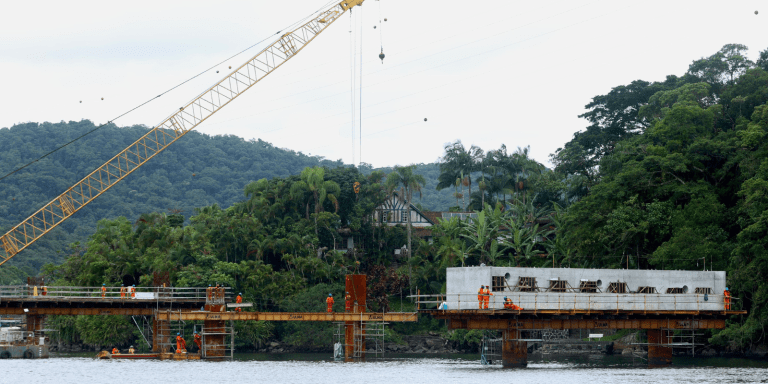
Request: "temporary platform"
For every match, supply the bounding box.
[419,267,744,368]
[0,275,416,362]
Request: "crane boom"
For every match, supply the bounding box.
[0,0,366,266]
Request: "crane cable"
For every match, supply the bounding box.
[0,0,337,184]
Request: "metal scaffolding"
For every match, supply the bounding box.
[480,331,502,365]
[333,320,387,361]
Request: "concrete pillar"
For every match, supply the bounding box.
[501,329,527,368]
[647,329,672,366]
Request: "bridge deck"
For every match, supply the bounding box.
[422,309,745,330]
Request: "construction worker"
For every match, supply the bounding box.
[724,287,731,311]
[128,345,136,354]
[477,285,484,309]
[207,285,213,301]
[42,285,47,296]
[111,347,119,354]
[236,293,243,312]
[326,293,334,313]
[101,283,107,298]
[120,284,126,299]
[176,333,186,353]
[504,297,522,310]
[483,285,493,309]
[130,284,136,299]
[345,291,352,312]
[193,331,202,350]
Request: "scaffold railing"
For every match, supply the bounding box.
[0,285,231,302]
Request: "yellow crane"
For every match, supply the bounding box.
[0,0,367,267]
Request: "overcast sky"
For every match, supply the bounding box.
[1,0,764,169]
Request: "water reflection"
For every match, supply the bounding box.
[7,353,768,384]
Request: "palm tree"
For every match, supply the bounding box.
[437,140,483,210]
[290,167,341,235]
[385,165,426,293]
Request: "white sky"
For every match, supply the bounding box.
[0,0,764,168]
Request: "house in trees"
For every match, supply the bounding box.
[334,193,476,254]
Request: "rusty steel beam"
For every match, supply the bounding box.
[155,311,417,322]
[0,307,154,316]
[446,318,726,330]
[424,309,746,316]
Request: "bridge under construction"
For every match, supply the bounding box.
[0,274,415,361]
[1,268,745,366]
[417,266,744,368]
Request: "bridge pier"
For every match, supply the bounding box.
[344,274,366,362]
[501,329,527,368]
[647,329,672,367]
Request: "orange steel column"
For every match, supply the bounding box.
[501,329,527,368]
[647,329,672,366]
[345,274,367,362]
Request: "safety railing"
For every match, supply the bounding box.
[412,291,737,313]
[0,285,231,302]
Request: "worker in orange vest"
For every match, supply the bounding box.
[176,333,186,353]
[42,285,47,296]
[235,293,243,312]
[193,331,202,350]
[483,285,493,309]
[120,284,126,299]
[128,346,136,354]
[724,287,731,310]
[111,347,119,354]
[345,291,352,312]
[130,285,136,299]
[326,293,334,313]
[477,285,484,309]
[101,283,107,298]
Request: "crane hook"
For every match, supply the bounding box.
[378,48,385,64]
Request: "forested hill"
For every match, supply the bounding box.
[0,120,453,275]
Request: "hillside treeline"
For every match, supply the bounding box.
[0,121,454,281]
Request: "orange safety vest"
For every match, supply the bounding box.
[326,296,334,305]
[130,286,136,298]
[236,295,242,304]
[101,286,107,296]
[483,288,492,300]
[477,288,484,300]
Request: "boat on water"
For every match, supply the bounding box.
[0,326,49,359]
[95,350,201,360]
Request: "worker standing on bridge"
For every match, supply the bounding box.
[724,287,731,310]
[483,285,493,309]
[111,347,119,354]
[326,293,334,313]
[130,285,136,299]
[345,291,352,312]
[477,285,484,309]
[128,345,135,354]
[101,283,107,298]
[176,333,186,353]
[193,331,202,350]
[120,284,126,299]
[42,285,47,296]
[236,293,243,312]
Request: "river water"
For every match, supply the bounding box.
[5,353,768,384]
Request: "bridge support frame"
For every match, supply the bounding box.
[501,329,527,368]
[647,329,672,366]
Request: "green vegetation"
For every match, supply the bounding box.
[3,43,768,351]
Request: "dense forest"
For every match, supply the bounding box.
[2,43,768,352]
[0,122,454,281]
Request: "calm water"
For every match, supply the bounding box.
[5,353,768,384]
